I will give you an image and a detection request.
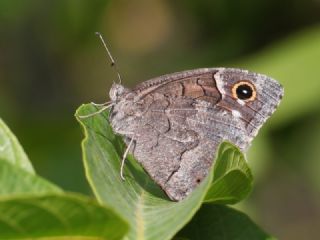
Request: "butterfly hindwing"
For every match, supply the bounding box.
[109,68,283,200]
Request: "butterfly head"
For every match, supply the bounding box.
[109,83,129,102]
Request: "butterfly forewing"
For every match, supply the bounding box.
[109,68,283,201]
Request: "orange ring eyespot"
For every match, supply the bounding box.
[231,81,256,102]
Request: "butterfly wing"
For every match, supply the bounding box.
[110,68,283,201]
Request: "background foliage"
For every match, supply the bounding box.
[0,0,320,239]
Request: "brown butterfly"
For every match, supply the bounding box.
[82,33,284,201]
[107,68,283,201]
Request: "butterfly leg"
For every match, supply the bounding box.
[90,101,112,107]
[120,137,134,180]
[78,103,114,118]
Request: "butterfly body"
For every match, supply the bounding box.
[109,68,283,201]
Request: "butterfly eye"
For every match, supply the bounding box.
[232,81,256,101]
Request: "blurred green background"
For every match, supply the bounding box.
[0,0,319,239]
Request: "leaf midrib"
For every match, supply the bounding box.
[134,191,145,240]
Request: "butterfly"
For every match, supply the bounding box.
[107,67,283,201]
[82,33,284,201]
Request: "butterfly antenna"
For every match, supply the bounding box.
[95,32,122,84]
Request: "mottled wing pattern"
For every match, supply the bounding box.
[109,68,283,201]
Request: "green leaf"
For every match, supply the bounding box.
[0,159,62,196]
[76,104,255,240]
[175,204,275,240]
[0,117,128,240]
[0,118,61,196]
[205,142,253,204]
[0,118,34,173]
[0,193,129,240]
